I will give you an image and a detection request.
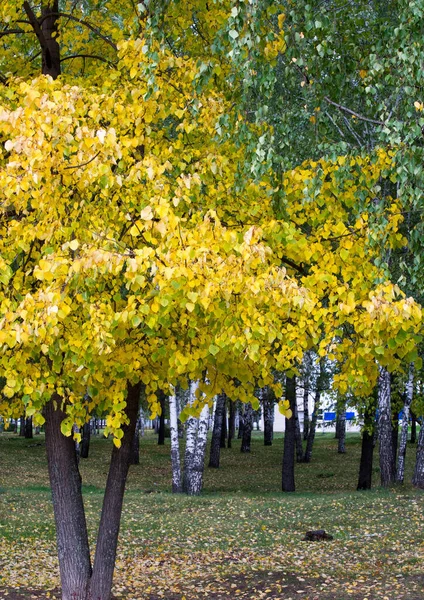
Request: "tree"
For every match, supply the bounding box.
[0,2,422,599]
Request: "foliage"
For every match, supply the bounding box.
[0,2,421,446]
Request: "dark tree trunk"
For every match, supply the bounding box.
[44,395,92,600]
[23,1,61,80]
[357,397,377,490]
[157,390,166,445]
[20,415,25,436]
[378,367,395,486]
[130,416,140,465]
[228,400,235,448]
[240,403,253,453]
[220,396,227,449]
[412,424,424,489]
[410,410,417,444]
[282,376,296,492]
[25,416,33,439]
[337,410,346,454]
[80,423,91,460]
[89,381,141,599]
[263,387,274,446]
[209,393,226,468]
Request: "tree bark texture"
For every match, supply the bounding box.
[227,400,235,448]
[282,376,296,492]
[188,403,210,495]
[169,392,182,493]
[410,410,417,444]
[378,367,395,486]
[357,397,377,490]
[44,395,92,600]
[25,416,33,438]
[262,387,274,446]
[294,400,304,463]
[412,423,424,489]
[209,393,226,468]
[130,416,140,466]
[337,410,346,454]
[220,395,227,449]
[89,381,141,599]
[240,403,253,453]
[237,404,244,439]
[396,364,414,483]
[80,422,91,460]
[304,389,320,464]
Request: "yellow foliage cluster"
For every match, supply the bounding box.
[0,1,421,443]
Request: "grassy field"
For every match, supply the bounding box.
[0,430,423,599]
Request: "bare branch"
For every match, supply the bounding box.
[324,96,385,126]
[0,28,33,38]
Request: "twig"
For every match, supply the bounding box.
[63,151,100,170]
[324,96,385,126]
[61,54,116,67]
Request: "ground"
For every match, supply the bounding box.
[0,431,423,599]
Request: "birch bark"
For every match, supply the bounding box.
[396,364,414,483]
[378,367,395,486]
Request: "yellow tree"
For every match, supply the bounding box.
[0,2,421,598]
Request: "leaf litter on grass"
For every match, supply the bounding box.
[1,432,424,599]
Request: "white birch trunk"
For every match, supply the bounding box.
[396,364,414,483]
[378,366,395,486]
[189,403,210,495]
[169,392,182,493]
[182,380,199,494]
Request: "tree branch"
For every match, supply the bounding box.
[61,54,116,67]
[38,12,117,51]
[324,96,385,126]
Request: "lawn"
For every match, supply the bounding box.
[0,430,423,599]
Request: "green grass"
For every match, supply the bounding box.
[0,431,423,599]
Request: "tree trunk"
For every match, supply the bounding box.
[240,403,253,453]
[20,415,25,436]
[391,406,399,471]
[80,422,91,460]
[262,387,274,446]
[294,400,304,463]
[396,364,414,483]
[410,410,417,444]
[157,390,166,445]
[282,376,296,492]
[44,395,92,600]
[188,403,210,495]
[88,381,141,599]
[357,397,377,490]
[182,381,199,494]
[304,390,320,464]
[220,395,227,449]
[337,410,346,454]
[237,404,244,439]
[130,416,140,466]
[24,1,61,79]
[412,423,424,489]
[227,400,235,448]
[25,416,33,438]
[209,393,226,468]
[169,391,182,493]
[378,367,395,486]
